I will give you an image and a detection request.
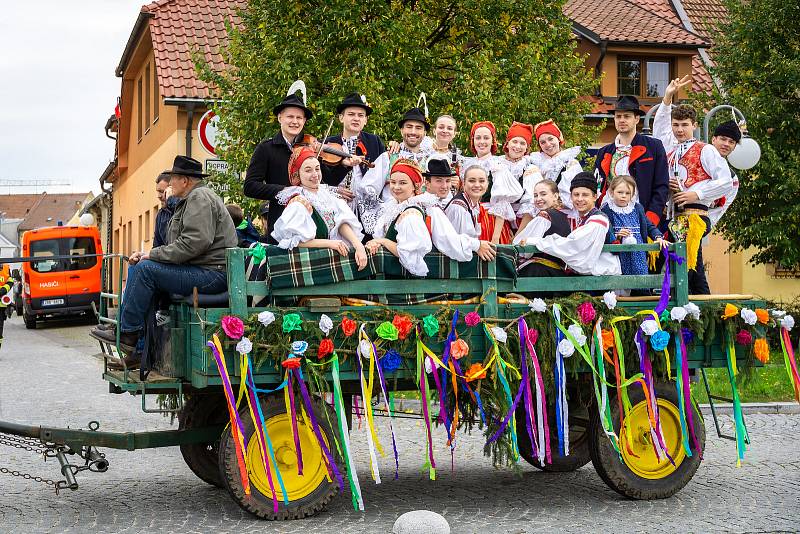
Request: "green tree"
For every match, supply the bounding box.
[708,0,800,267]
[196,0,598,210]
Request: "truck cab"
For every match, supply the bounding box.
[21,225,102,329]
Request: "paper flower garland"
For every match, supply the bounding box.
[450,339,469,359]
[740,308,757,326]
[640,319,659,336]
[650,330,670,351]
[684,302,701,320]
[392,315,414,340]
[527,328,539,345]
[422,315,440,337]
[291,340,309,355]
[490,326,508,343]
[558,338,575,357]
[282,357,301,369]
[601,329,615,352]
[341,317,357,337]
[257,310,276,327]
[222,316,244,339]
[670,306,687,322]
[317,338,334,359]
[282,313,303,333]
[358,340,372,359]
[755,309,770,325]
[682,328,694,345]
[754,338,770,363]
[529,298,547,313]
[376,322,399,341]
[381,350,402,372]
[567,324,587,346]
[576,302,596,324]
[735,329,752,346]
[781,315,795,330]
[465,311,482,327]
[772,310,786,318]
[465,363,486,382]
[319,314,333,336]
[235,337,252,354]
[602,291,617,310]
[722,303,740,320]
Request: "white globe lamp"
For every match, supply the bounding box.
[728,136,761,170]
[79,213,95,227]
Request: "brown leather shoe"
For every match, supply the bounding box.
[90,327,139,352]
[107,353,142,371]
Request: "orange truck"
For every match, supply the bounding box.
[20,225,102,329]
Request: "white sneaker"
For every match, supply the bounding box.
[155,311,170,327]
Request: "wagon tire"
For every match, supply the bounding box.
[218,394,342,520]
[178,394,227,487]
[589,381,705,499]
[516,400,592,472]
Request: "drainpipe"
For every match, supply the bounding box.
[594,40,608,97]
[185,103,197,158]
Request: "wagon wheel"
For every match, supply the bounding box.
[589,382,706,499]
[218,394,342,520]
[515,399,592,472]
[178,394,227,487]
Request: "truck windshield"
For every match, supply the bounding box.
[65,237,97,270]
[29,237,97,273]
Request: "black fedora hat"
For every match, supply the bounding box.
[168,155,208,178]
[397,107,430,131]
[273,94,313,119]
[423,158,458,178]
[336,92,372,115]
[612,95,645,116]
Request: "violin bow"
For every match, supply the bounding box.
[316,117,336,159]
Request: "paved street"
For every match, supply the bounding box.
[0,316,798,533]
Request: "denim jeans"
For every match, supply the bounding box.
[119,260,227,333]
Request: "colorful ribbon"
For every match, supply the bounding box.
[779,328,800,404]
[552,304,569,456]
[416,328,436,480]
[357,326,383,483]
[330,354,364,510]
[725,331,748,466]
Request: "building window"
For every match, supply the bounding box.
[144,209,151,243]
[153,64,160,123]
[770,262,800,278]
[618,58,672,99]
[137,77,143,142]
[144,63,151,131]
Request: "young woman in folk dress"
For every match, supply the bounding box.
[272,147,368,270]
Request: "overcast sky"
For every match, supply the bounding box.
[1,1,145,196]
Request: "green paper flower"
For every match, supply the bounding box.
[659,309,671,323]
[282,313,303,333]
[247,243,267,263]
[422,314,439,337]
[376,321,399,341]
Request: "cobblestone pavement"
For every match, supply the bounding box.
[0,317,798,533]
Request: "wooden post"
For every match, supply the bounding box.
[226,248,247,318]
[673,241,689,306]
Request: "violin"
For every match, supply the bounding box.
[299,134,375,169]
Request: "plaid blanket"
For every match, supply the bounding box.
[243,244,518,306]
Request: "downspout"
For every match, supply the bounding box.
[185,103,196,158]
[594,40,608,97]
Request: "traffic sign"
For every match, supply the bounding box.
[197,110,220,155]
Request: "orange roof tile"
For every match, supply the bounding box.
[143,0,246,99]
[691,54,714,94]
[678,0,728,43]
[0,194,47,220]
[565,0,707,47]
[14,193,92,231]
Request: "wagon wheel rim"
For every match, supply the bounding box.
[246,412,330,501]
[619,398,686,480]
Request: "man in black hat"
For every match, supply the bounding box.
[323,93,385,209]
[593,95,670,229]
[423,158,457,209]
[356,107,432,235]
[91,156,238,365]
[244,93,313,242]
[708,120,742,226]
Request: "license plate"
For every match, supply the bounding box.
[42,299,65,306]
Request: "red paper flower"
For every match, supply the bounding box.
[735,329,753,346]
[317,338,334,359]
[341,317,357,337]
[221,315,244,340]
[527,328,539,346]
[576,302,597,325]
[465,311,482,327]
[450,339,469,359]
[281,357,302,369]
[392,314,414,340]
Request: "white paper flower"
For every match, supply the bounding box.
[567,324,587,347]
[257,311,276,327]
[684,303,701,320]
[781,315,795,331]
[291,340,308,355]
[670,306,688,322]
[318,314,333,336]
[491,326,508,344]
[424,356,434,374]
[640,319,659,336]
[357,340,372,359]
[529,298,547,313]
[602,291,617,310]
[740,308,758,326]
[772,309,786,318]
[235,337,253,354]
[558,338,575,357]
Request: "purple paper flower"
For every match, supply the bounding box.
[681,328,694,345]
[735,329,753,346]
[381,350,402,372]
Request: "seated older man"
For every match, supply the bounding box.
[91,156,237,366]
